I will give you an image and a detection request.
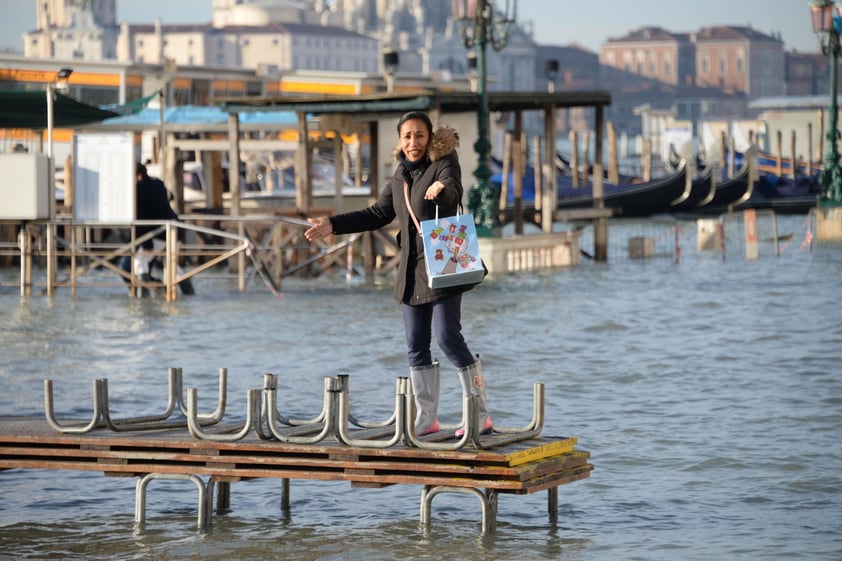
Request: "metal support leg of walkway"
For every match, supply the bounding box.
[134,473,212,532]
[420,485,499,534]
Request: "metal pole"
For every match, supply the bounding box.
[468,0,498,236]
[820,31,842,206]
[46,84,55,221]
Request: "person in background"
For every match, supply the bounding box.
[120,162,194,296]
[304,111,491,438]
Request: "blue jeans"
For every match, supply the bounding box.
[401,293,476,369]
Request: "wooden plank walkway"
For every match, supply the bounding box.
[0,416,592,532]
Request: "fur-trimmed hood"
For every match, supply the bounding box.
[394,126,459,162]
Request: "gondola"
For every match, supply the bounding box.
[672,162,714,212]
[493,158,689,218]
[735,171,819,215]
[553,159,689,217]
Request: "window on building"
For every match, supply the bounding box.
[719,56,726,73]
[665,62,672,75]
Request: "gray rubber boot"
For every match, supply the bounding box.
[456,357,493,436]
[409,361,440,434]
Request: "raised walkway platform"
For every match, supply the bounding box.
[0,416,592,533]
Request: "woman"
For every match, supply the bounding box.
[305,111,492,437]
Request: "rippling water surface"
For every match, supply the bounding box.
[1,216,841,561]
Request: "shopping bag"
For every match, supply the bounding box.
[419,211,485,289]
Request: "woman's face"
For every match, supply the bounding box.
[399,118,430,162]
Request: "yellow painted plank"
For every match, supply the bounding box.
[502,436,577,466]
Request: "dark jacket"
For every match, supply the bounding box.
[330,127,473,305]
[136,175,180,248]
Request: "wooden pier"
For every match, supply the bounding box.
[0,415,592,533]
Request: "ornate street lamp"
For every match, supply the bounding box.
[811,0,842,206]
[452,0,517,235]
[382,48,399,93]
[545,59,559,93]
[466,51,478,92]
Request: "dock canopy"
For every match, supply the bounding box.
[100,104,299,128]
[217,90,612,117]
[0,90,118,129]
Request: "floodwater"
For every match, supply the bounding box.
[1,215,841,561]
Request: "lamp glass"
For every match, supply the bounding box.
[812,2,834,32]
[451,0,477,20]
[383,51,398,68]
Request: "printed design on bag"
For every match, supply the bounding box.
[426,217,478,276]
[419,211,484,289]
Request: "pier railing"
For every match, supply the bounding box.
[1,214,391,300]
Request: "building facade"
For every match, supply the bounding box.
[9,0,832,143]
[694,26,785,99]
[21,0,533,96]
[600,27,695,87]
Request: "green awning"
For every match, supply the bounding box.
[0,90,119,129]
[101,90,161,116]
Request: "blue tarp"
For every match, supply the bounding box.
[101,105,298,126]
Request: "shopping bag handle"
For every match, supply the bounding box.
[404,181,461,236]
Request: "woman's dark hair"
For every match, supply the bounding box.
[396,111,433,136]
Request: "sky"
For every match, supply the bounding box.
[0,0,821,54]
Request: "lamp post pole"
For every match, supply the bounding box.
[812,0,842,206]
[471,3,494,235]
[46,84,55,163]
[453,0,516,236]
[45,68,74,220]
[46,82,57,221]
[821,21,842,205]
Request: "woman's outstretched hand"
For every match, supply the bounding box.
[424,180,446,200]
[305,217,332,242]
